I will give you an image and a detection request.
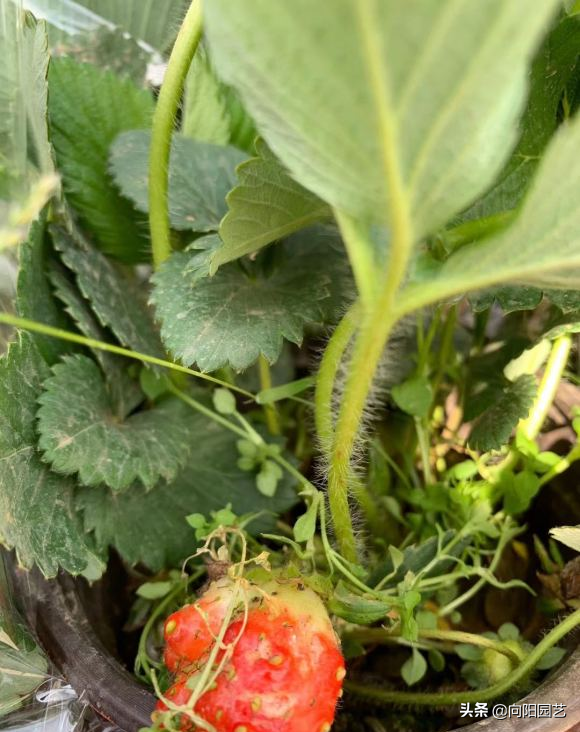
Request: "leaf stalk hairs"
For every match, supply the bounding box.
[149,0,204,269]
[325,201,413,562]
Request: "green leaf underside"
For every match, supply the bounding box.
[109,130,246,231]
[461,14,580,222]
[400,113,580,311]
[52,226,164,360]
[0,337,101,577]
[182,45,257,152]
[182,46,231,145]
[152,227,349,372]
[469,375,537,452]
[212,139,331,271]
[48,57,153,262]
[48,261,143,419]
[19,13,53,177]
[16,217,71,365]
[206,0,558,238]
[37,355,193,492]
[77,416,298,571]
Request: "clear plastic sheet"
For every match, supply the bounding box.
[0,555,96,732]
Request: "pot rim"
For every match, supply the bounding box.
[4,552,580,732]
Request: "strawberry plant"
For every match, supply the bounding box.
[2,1,580,731]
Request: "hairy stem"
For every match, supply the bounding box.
[258,355,281,435]
[345,607,580,706]
[0,312,254,397]
[149,0,203,268]
[328,212,412,561]
[315,303,359,449]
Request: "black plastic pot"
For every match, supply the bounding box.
[5,554,580,732]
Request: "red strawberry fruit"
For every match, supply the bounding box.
[163,577,237,673]
[156,578,345,732]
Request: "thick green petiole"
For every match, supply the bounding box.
[149,0,203,269]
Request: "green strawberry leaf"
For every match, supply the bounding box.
[461,14,580,221]
[109,130,246,232]
[182,46,231,145]
[182,45,257,151]
[37,355,193,492]
[206,0,558,238]
[151,226,349,372]
[468,375,537,452]
[48,57,154,262]
[16,216,71,365]
[212,139,331,271]
[48,260,143,418]
[77,415,298,570]
[399,113,580,311]
[0,336,103,577]
[470,285,580,315]
[52,226,164,360]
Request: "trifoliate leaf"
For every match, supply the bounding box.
[391,376,433,418]
[0,336,103,577]
[37,355,193,492]
[206,0,557,238]
[151,227,349,372]
[49,261,143,418]
[77,416,298,570]
[401,648,428,687]
[109,130,246,231]
[212,140,331,271]
[468,375,537,452]
[52,226,164,360]
[16,216,71,365]
[48,57,153,262]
